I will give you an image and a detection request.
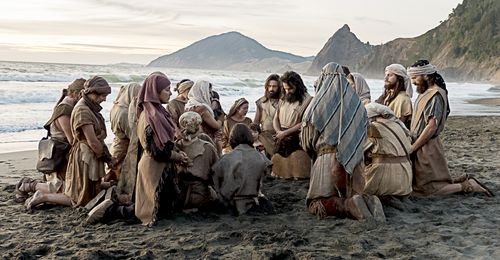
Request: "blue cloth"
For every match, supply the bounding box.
[303,62,368,174]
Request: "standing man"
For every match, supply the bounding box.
[254,74,282,157]
[302,62,385,221]
[272,71,313,179]
[408,60,492,196]
[375,64,413,128]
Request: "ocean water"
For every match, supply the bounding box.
[0,60,498,154]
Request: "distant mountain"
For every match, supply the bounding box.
[308,24,371,74]
[356,0,499,81]
[148,31,308,71]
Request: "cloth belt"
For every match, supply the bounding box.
[317,145,337,157]
[371,154,408,164]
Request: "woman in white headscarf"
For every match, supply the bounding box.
[185,80,223,153]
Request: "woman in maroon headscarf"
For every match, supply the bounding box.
[134,72,190,226]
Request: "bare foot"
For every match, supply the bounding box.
[25,190,44,211]
[468,179,488,194]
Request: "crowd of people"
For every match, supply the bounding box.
[14,60,494,226]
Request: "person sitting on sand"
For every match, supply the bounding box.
[176,111,219,212]
[15,78,85,202]
[185,80,224,154]
[212,124,274,216]
[363,103,413,198]
[221,98,252,154]
[302,62,385,221]
[272,71,312,179]
[105,83,141,183]
[25,76,114,210]
[408,60,493,197]
[249,123,266,155]
[375,64,413,129]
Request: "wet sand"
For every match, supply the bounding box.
[1,116,499,259]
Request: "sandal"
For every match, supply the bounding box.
[452,173,470,184]
[470,177,494,197]
[14,177,33,203]
[460,180,474,193]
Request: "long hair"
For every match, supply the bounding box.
[264,74,282,99]
[280,71,307,104]
[375,75,406,105]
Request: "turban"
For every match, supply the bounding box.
[179,111,202,141]
[385,64,413,98]
[67,78,86,93]
[406,63,437,77]
[175,80,194,94]
[83,76,111,95]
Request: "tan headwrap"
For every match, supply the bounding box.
[67,78,86,93]
[83,76,111,95]
[385,64,413,98]
[175,80,194,94]
[113,83,141,108]
[365,102,409,132]
[406,63,437,77]
[179,111,202,141]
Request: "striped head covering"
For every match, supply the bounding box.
[303,62,368,174]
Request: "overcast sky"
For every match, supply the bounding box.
[0,0,462,65]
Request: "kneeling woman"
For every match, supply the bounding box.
[25,76,113,210]
[135,73,190,226]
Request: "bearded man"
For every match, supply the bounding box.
[408,60,492,197]
[272,71,313,179]
[254,74,282,157]
[375,64,413,128]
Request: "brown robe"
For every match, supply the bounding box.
[411,86,452,196]
[212,144,272,215]
[187,105,222,153]
[64,99,106,207]
[167,98,187,128]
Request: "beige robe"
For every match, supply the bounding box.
[387,91,413,119]
[109,99,131,178]
[117,98,139,198]
[272,94,313,179]
[411,86,452,196]
[255,96,279,156]
[64,99,106,207]
[363,119,412,196]
[212,144,272,215]
[134,112,172,225]
[167,98,187,128]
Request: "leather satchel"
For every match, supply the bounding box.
[36,134,70,174]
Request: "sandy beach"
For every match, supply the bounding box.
[1,116,499,259]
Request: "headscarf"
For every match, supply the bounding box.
[174,80,194,94]
[350,73,371,103]
[303,62,368,175]
[365,102,409,134]
[137,73,175,150]
[185,80,214,117]
[179,111,202,141]
[82,76,112,95]
[385,64,413,98]
[68,78,86,93]
[226,98,248,118]
[407,63,437,76]
[113,83,141,108]
[81,76,111,135]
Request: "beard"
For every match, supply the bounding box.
[416,80,429,94]
[285,92,298,103]
[384,81,396,90]
[266,90,280,99]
